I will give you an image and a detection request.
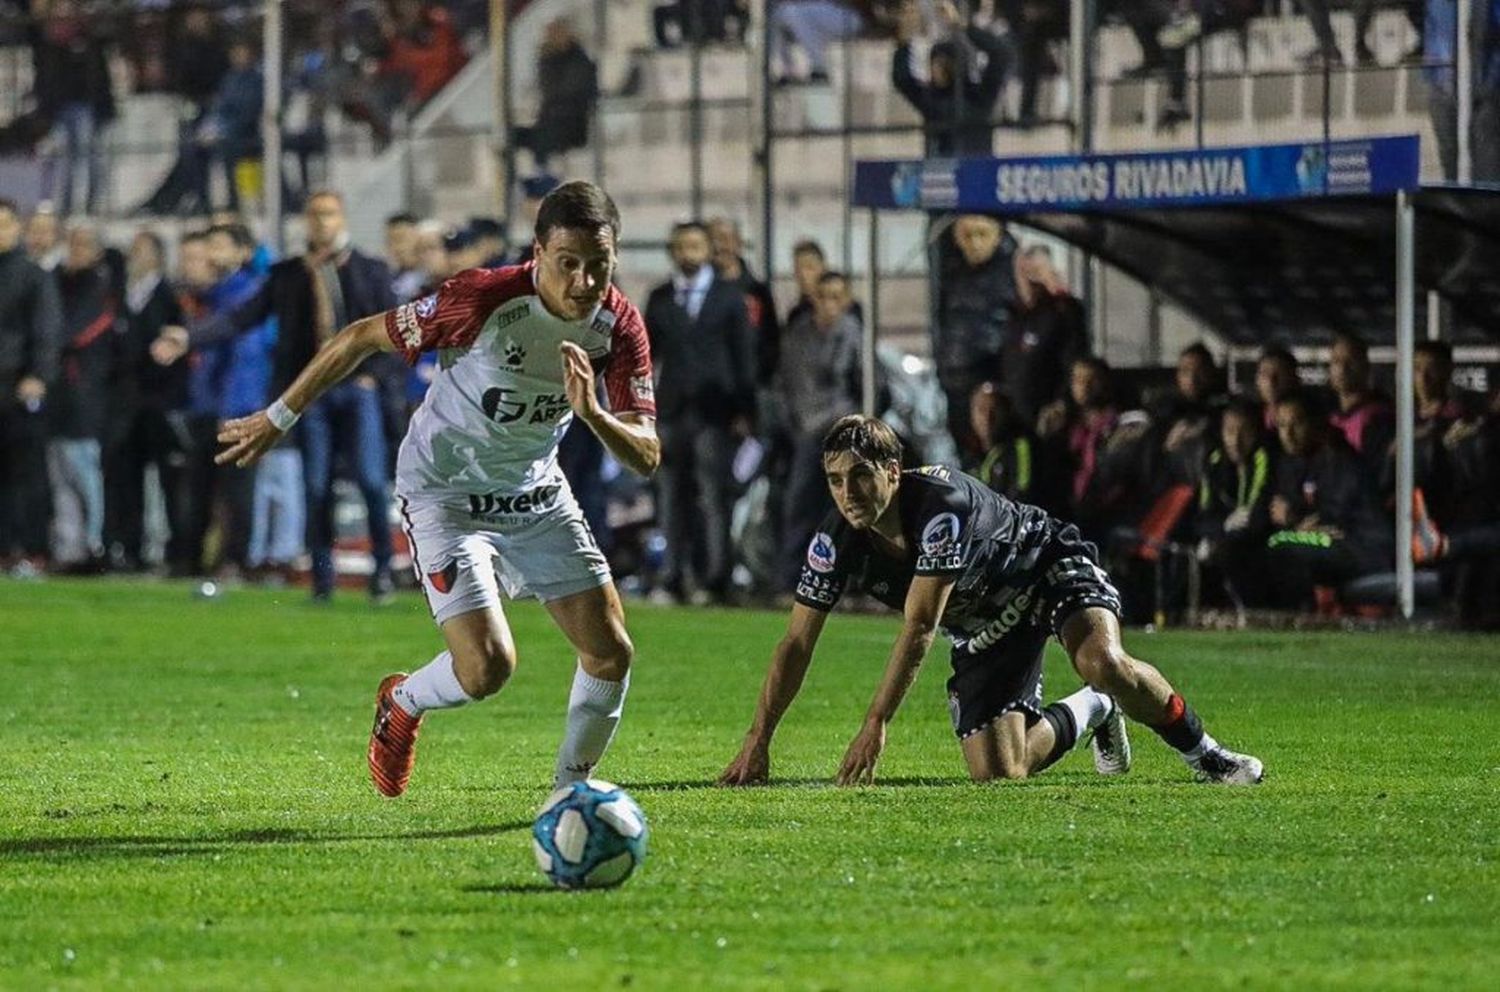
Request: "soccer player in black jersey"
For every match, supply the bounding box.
[720,414,1263,787]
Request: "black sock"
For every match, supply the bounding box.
[1151,693,1206,754]
[1036,702,1079,771]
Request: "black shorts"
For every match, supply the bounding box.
[944,525,1123,740]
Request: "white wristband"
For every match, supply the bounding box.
[266,398,301,432]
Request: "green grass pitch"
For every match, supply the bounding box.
[2,579,1497,990]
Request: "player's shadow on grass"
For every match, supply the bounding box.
[459,882,570,895]
[1,820,533,861]
[625,775,972,791]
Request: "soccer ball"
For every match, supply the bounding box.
[532,779,648,889]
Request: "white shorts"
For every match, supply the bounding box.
[398,481,611,625]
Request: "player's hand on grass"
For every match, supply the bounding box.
[560,342,600,422]
[835,721,886,786]
[216,411,282,467]
[718,740,771,786]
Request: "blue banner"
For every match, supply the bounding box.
[853,135,1420,213]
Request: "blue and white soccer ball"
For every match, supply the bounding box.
[532,779,648,889]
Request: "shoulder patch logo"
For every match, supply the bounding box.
[590,308,619,335]
[503,338,526,368]
[808,532,837,573]
[917,465,952,480]
[393,302,422,348]
[921,512,962,556]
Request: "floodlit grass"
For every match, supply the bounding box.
[2,579,1497,990]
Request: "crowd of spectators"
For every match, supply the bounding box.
[2,189,1498,626]
[926,219,1499,626]
[1,0,479,217]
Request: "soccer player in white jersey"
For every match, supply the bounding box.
[216,182,661,797]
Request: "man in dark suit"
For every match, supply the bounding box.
[155,191,401,602]
[644,221,756,603]
[0,198,63,571]
[107,229,186,572]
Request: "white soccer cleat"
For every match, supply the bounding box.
[1191,747,1264,785]
[1088,697,1132,776]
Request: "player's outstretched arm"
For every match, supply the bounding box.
[217,314,394,467]
[718,604,829,787]
[559,341,661,476]
[835,575,954,786]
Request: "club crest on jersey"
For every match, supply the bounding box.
[503,338,526,368]
[427,560,460,595]
[630,375,654,402]
[414,293,438,319]
[921,513,961,555]
[808,532,837,573]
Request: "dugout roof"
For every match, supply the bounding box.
[853,136,1500,346]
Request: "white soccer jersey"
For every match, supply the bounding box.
[383,263,655,500]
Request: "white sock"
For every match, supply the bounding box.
[392,651,473,716]
[1059,686,1112,741]
[553,664,629,788]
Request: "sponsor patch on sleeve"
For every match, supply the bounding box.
[916,512,964,571]
[393,302,423,349]
[630,375,654,402]
[807,532,837,573]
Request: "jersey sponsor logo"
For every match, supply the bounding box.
[467,484,562,517]
[427,560,460,594]
[503,338,526,369]
[957,585,1036,654]
[481,388,573,425]
[414,293,438,319]
[494,301,530,331]
[807,532,837,573]
[796,572,838,606]
[393,302,423,349]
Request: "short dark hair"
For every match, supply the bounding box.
[386,212,419,227]
[822,415,903,466]
[181,229,210,244]
[1415,339,1454,366]
[1258,345,1298,372]
[670,220,709,241]
[207,221,254,249]
[1332,329,1369,360]
[1222,395,1262,424]
[1274,388,1318,419]
[534,180,621,244]
[0,197,17,218]
[818,270,848,287]
[792,239,825,261]
[1179,342,1215,367]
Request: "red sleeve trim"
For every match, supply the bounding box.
[602,295,656,417]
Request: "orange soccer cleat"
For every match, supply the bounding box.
[368,673,423,797]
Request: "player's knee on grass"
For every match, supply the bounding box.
[961,715,1031,782]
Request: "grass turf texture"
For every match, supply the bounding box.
[2,580,1497,991]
